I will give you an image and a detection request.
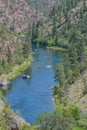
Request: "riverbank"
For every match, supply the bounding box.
[0,55,33,129]
[47,46,67,52]
[53,69,87,129]
[0,96,31,129]
[0,55,33,82]
[6,47,58,124]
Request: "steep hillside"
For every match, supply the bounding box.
[0,0,36,32]
[0,25,22,60]
[0,0,58,33]
[49,0,87,103]
[0,0,35,76]
[0,0,60,76]
[31,0,87,46]
[0,24,32,76]
[26,0,57,15]
[66,70,87,113]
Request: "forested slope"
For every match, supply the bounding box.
[1,0,87,130]
[0,0,35,76]
[0,24,32,76]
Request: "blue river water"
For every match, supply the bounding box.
[6,47,63,124]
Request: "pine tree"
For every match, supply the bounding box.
[7,47,12,63]
[55,64,65,86]
[68,44,80,80]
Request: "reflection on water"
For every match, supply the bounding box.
[6,47,63,124]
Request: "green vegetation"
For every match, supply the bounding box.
[0,104,38,130]
[0,104,15,130]
[37,103,82,130]
[50,0,87,99]
[47,46,67,51]
[20,124,38,130]
[1,0,87,129]
[0,55,32,81]
[0,24,32,75]
[55,64,65,86]
[0,16,33,130]
[36,0,87,87]
[30,0,87,130]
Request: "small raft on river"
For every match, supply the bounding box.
[22,75,30,79]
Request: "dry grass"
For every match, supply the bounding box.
[66,70,87,112]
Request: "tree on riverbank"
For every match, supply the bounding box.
[37,105,81,130]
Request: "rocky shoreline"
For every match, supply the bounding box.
[0,97,30,129]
